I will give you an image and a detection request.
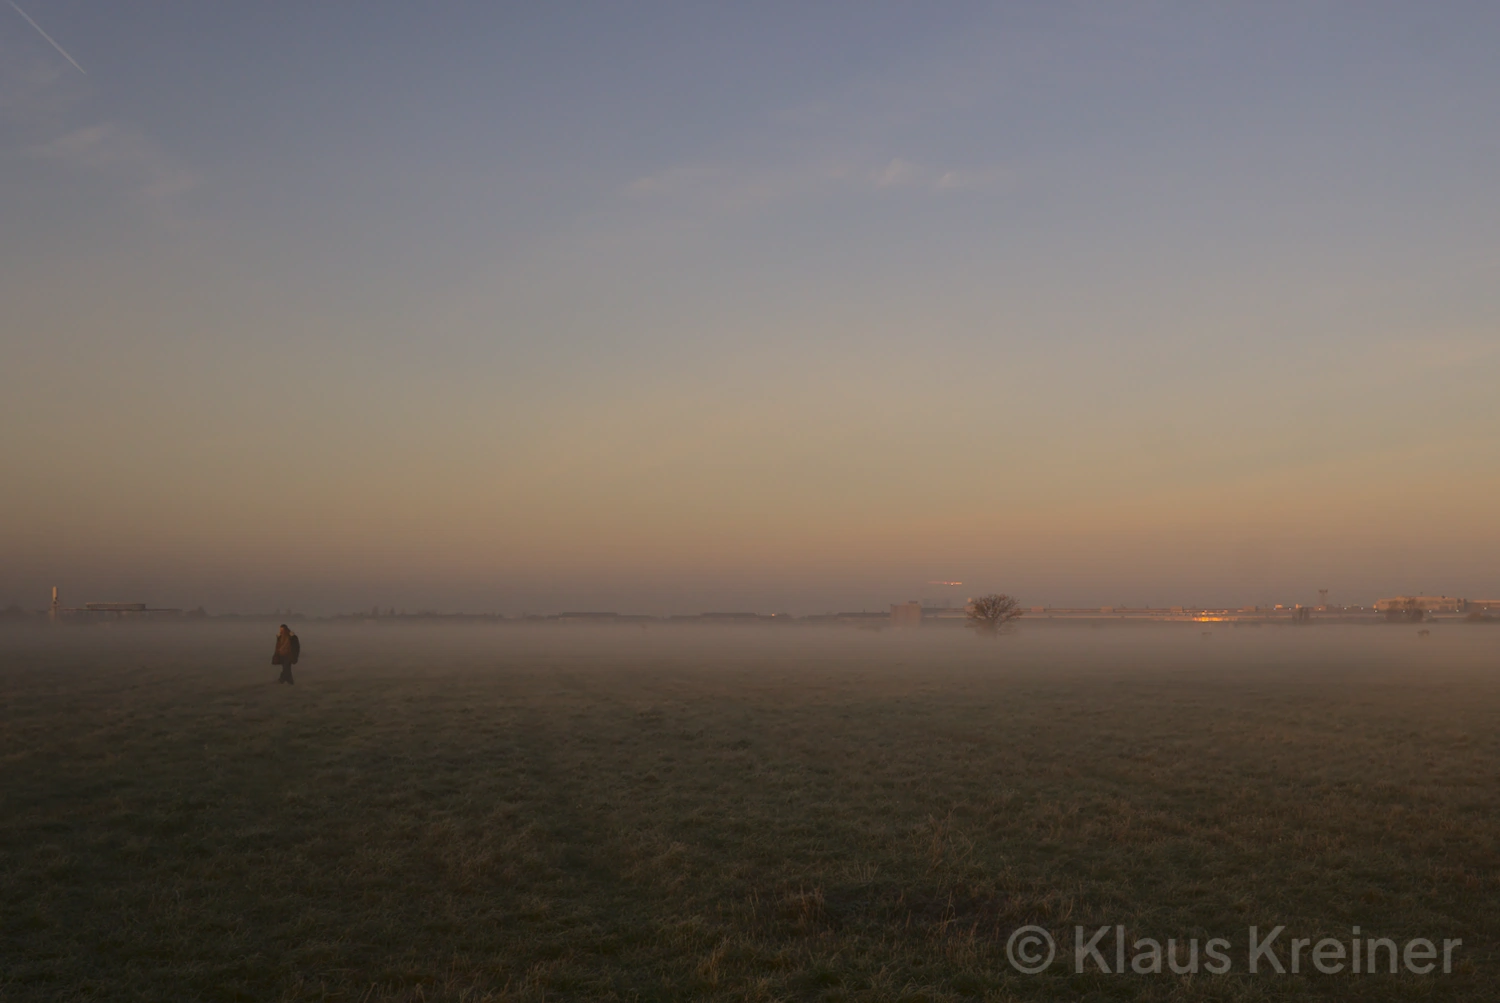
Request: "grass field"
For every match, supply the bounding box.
[1,622,1497,1001]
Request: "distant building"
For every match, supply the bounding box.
[52,593,182,621]
[1375,596,1466,613]
[890,601,923,626]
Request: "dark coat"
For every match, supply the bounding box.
[272,631,300,666]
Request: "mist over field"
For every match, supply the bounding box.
[4,621,1497,1000]
[11,616,1494,686]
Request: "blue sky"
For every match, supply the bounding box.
[3,2,1498,614]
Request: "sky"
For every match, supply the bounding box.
[2,1,1498,615]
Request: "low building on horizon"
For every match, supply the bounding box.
[1375,596,1468,613]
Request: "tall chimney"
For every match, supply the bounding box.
[50,586,59,623]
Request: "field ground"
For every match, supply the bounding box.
[2,623,1497,1001]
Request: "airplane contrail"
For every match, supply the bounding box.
[8,1,86,75]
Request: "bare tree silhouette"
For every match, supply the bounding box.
[966,594,1024,634]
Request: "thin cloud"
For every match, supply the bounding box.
[934,167,1010,192]
[626,166,720,198]
[3,12,198,210]
[0,29,80,119]
[626,157,1009,212]
[871,158,919,188]
[622,10,1019,219]
[625,161,844,213]
[872,159,1011,193]
[29,122,198,201]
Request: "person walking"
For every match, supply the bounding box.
[272,624,300,684]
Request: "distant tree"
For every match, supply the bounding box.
[967,594,1024,634]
